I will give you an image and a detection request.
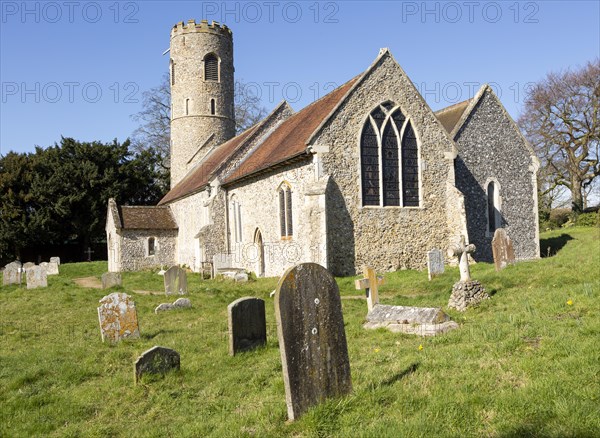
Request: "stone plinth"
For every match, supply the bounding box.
[448,280,489,311]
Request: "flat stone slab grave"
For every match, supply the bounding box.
[364,304,459,336]
[134,346,180,384]
[97,292,140,343]
[74,276,103,289]
[164,266,187,295]
[275,263,352,421]
[228,297,266,355]
[26,266,47,289]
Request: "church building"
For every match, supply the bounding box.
[106,19,540,277]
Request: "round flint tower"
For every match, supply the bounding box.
[169,19,235,188]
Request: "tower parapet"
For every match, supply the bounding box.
[169,19,236,188]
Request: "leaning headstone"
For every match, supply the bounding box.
[163,266,187,295]
[26,266,47,289]
[275,263,352,421]
[427,249,445,280]
[46,261,59,276]
[23,262,35,270]
[228,297,266,356]
[447,236,489,311]
[134,346,180,384]
[97,292,140,343]
[492,228,515,271]
[49,257,60,266]
[364,304,459,336]
[101,272,122,289]
[3,262,21,286]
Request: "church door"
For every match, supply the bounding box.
[254,229,265,277]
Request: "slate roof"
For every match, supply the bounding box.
[158,76,359,205]
[434,99,472,134]
[118,205,178,230]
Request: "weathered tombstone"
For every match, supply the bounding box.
[26,266,47,289]
[154,297,192,313]
[354,267,385,312]
[427,249,445,280]
[40,262,49,272]
[228,297,266,356]
[3,262,21,286]
[101,272,122,289]
[23,262,35,270]
[163,266,187,295]
[447,236,489,311]
[46,261,59,276]
[97,292,140,343]
[364,305,459,336]
[492,228,515,271]
[275,263,352,421]
[50,257,60,266]
[212,253,233,277]
[134,346,180,384]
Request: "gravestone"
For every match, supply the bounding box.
[134,346,180,383]
[163,266,187,295]
[492,228,515,271]
[40,262,49,272]
[23,262,35,271]
[354,267,385,312]
[427,249,445,280]
[228,297,266,356]
[101,272,122,289]
[212,253,233,277]
[275,263,352,421]
[3,262,21,286]
[46,261,59,276]
[364,304,459,336]
[447,236,489,311]
[97,292,140,343]
[154,297,192,313]
[50,257,60,266]
[26,266,47,289]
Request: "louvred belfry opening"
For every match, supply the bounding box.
[204,54,219,81]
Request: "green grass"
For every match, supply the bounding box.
[1,227,599,437]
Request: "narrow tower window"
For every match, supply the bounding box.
[170,59,175,85]
[148,237,156,256]
[487,180,501,233]
[210,98,216,115]
[204,53,219,81]
[185,98,190,115]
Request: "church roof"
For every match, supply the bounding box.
[159,76,359,204]
[118,205,178,230]
[434,99,472,134]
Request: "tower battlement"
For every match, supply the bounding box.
[171,19,232,39]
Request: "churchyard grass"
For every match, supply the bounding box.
[1,227,598,437]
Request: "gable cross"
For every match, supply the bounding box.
[447,236,475,282]
[354,266,385,312]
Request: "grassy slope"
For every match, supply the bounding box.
[0,227,598,437]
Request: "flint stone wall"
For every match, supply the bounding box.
[118,229,177,271]
[454,89,540,262]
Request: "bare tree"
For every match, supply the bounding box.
[519,60,600,213]
[131,75,267,170]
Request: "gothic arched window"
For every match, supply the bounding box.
[204,53,219,81]
[360,102,420,207]
[278,183,293,238]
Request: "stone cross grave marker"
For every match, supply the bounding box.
[97,292,140,343]
[46,261,59,276]
[85,247,94,261]
[26,266,47,289]
[164,266,187,295]
[354,267,385,312]
[427,249,444,280]
[228,297,267,356]
[447,235,475,282]
[3,262,22,286]
[134,346,180,384]
[492,228,515,271]
[275,263,352,421]
[101,272,122,289]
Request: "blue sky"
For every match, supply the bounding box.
[1,1,599,155]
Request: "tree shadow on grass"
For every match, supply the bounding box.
[380,362,419,387]
[142,329,177,340]
[499,423,595,438]
[540,233,573,258]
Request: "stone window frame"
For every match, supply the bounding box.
[357,101,423,209]
[229,194,243,244]
[277,182,294,240]
[484,177,502,237]
[210,98,216,115]
[147,236,158,257]
[203,52,220,82]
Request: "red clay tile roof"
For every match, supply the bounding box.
[119,206,178,229]
[223,77,359,185]
[158,126,258,205]
[434,99,472,134]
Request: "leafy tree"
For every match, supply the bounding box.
[519,60,600,213]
